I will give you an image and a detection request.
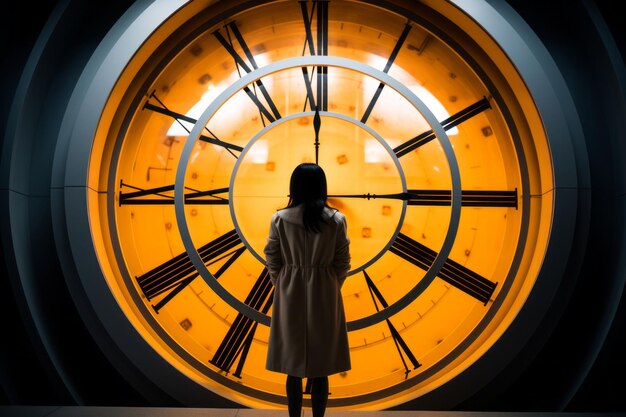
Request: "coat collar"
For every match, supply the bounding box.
[276,205,337,225]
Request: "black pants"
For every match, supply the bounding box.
[286,375,329,417]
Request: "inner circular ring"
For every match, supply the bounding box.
[175,56,462,329]
[229,110,408,276]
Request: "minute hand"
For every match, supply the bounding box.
[328,189,518,208]
[328,192,416,201]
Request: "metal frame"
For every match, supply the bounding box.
[175,55,462,329]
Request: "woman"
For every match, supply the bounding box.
[264,163,351,417]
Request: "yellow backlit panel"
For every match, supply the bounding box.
[86,0,552,409]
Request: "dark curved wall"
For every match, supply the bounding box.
[1,0,624,411]
[458,0,626,411]
[0,1,172,406]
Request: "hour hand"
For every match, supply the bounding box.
[314,107,321,164]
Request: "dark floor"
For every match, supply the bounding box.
[1,408,624,417]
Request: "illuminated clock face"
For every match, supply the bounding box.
[88,0,553,409]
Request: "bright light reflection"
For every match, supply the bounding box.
[166,83,229,136]
[366,54,458,135]
[412,86,459,135]
[247,140,268,163]
[167,54,272,137]
[167,53,456,139]
[365,138,399,163]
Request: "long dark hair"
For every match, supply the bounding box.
[286,163,331,233]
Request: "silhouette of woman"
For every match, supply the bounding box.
[264,163,351,417]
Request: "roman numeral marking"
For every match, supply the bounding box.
[300,0,328,112]
[142,92,242,158]
[135,230,245,312]
[210,268,274,377]
[390,233,497,304]
[213,22,282,124]
[361,23,412,123]
[364,270,421,374]
[394,97,491,158]
[119,181,229,206]
[405,189,518,208]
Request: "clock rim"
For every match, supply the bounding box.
[228,109,409,274]
[174,54,463,330]
[45,0,583,409]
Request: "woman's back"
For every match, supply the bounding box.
[265,204,351,378]
[266,205,350,273]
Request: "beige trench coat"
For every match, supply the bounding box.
[264,205,351,377]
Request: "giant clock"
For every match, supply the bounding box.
[57,0,575,410]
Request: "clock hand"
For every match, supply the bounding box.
[327,192,417,201]
[328,189,518,207]
[313,106,321,164]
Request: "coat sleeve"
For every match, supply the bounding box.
[263,214,283,285]
[333,213,351,287]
